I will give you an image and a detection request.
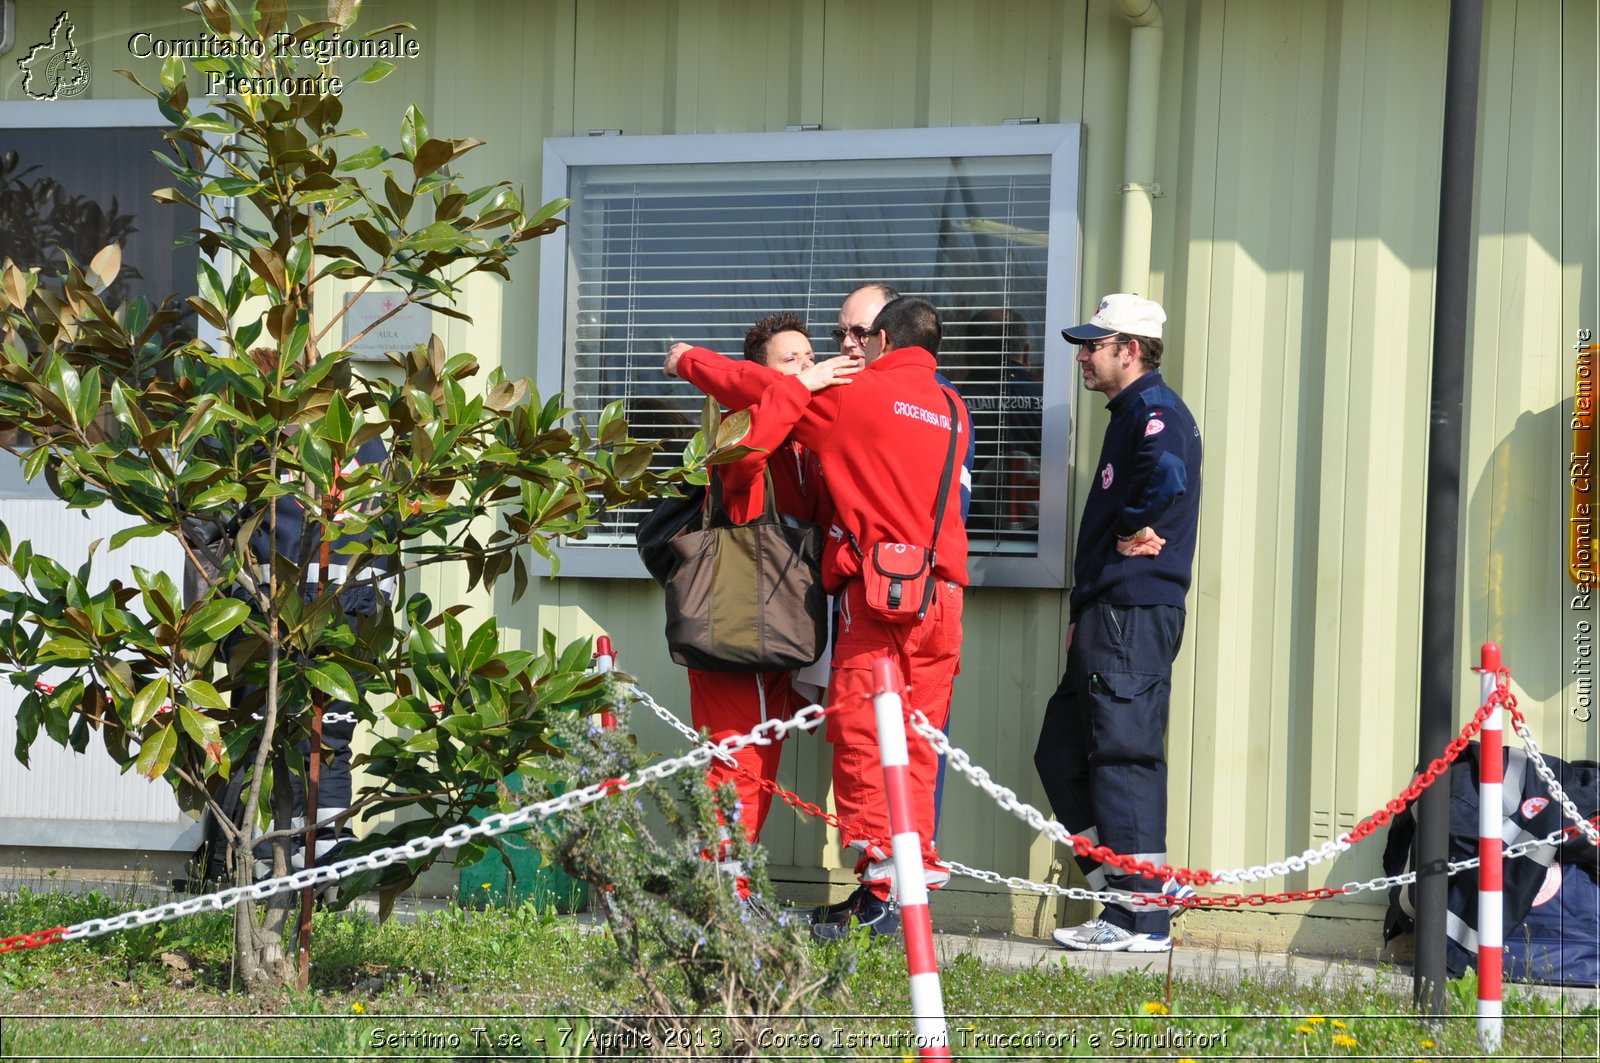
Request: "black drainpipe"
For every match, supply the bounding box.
[1415,0,1484,1017]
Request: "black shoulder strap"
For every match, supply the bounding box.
[917,391,961,618]
[928,390,960,562]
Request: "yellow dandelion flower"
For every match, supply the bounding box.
[1141,1001,1169,1015]
[1296,1025,1315,1035]
[1333,1033,1357,1048]
[1306,1015,1326,1025]
[350,1001,365,1014]
[1420,1040,1435,1049]
[1178,1058,1198,1063]
[1331,1019,1347,1029]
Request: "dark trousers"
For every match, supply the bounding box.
[289,707,354,814]
[1034,600,1184,933]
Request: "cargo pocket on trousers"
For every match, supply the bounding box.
[1086,669,1169,762]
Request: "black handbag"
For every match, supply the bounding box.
[635,484,709,587]
[660,468,827,673]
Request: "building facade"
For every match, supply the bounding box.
[1,0,1594,950]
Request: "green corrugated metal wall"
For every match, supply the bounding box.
[6,0,1594,946]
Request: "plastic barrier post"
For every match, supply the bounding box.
[593,635,617,730]
[871,658,950,1061]
[1475,642,1503,1053]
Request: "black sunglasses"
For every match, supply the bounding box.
[829,325,879,344]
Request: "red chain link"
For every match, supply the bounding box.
[704,695,893,854]
[1084,671,1517,891]
[0,927,66,954]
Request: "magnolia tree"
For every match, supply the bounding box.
[0,0,702,987]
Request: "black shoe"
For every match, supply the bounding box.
[807,884,872,926]
[810,892,900,941]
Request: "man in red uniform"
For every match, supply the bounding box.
[667,296,969,939]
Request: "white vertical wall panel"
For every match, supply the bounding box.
[0,489,199,852]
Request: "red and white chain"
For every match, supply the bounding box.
[5,697,831,950]
[616,682,890,850]
[907,675,1590,907]
[905,710,1355,885]
[1510,717,1600,846]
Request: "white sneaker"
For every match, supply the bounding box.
[1052,918,1172,953]
[1162,877,1197,916]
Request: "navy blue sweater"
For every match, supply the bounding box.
[1070,371,1202,622]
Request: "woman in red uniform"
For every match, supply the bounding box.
[683,312,855,859]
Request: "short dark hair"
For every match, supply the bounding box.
[743,311,810,363]
[1127,334,1163,370]
[872,296,942,354]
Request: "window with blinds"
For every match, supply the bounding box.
[538,125,1082,587]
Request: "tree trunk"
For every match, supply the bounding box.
[231,765,297,988]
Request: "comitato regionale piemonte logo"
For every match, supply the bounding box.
[18,11,91,101]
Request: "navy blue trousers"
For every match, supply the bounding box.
[1034,600,1184,933]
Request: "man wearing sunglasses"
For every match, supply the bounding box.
[826,284,976,922]
[1034,293,1202,954]
[667,296,970,940]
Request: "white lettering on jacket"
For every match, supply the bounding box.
[892,400,956,429]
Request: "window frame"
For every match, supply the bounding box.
[537,123,1083,587]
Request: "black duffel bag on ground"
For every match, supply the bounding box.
[658,468,827,673]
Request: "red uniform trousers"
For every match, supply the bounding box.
[826,577,963,898]
[687,667,797,843]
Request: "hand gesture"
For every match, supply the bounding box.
[664,342,694,377]
[798,357,862,393]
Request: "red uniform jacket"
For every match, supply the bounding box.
[716,373,828,526]
[679,346,970,591]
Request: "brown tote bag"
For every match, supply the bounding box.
[663,468,827,673]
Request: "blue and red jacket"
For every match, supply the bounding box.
[1070,371,1202,622]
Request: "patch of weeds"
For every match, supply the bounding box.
[537,694,857,1057]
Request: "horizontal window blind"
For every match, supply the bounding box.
[564,156,1050,555]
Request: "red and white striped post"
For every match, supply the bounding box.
[1475,641,1503,1052]
[593,635,617,731]
[872,658,950,1061]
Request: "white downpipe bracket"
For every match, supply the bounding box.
[1118,0,1164,295]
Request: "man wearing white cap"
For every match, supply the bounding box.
[1034,293,1202,952]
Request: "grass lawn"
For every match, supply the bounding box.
[2,885,1595,1059]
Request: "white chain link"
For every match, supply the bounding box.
[251,710,358,724]
[905,709,1596,896]
[906,711,1353,885]
[618,682,742,767]
[62,678,1588,945]
[58,696,831,944]
[1511,717,1600,845]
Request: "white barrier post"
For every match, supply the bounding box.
[872,658,950,1061]
[1475,641,1503,1052]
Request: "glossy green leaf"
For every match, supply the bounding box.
[135,723,178,780]
[110,523,166,550]
[131,676,170,729]
[181,678,228,711]
[183,599,249,644]
[400,104,428,158]
[304,660,359,704]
